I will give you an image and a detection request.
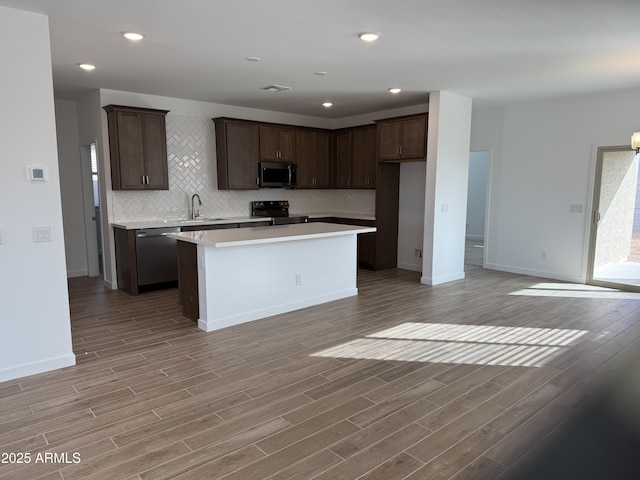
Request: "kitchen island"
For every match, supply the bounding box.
[169,222,376,332]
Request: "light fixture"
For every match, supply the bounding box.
[314,71,328,76]
[388,88,402,94]
[261,84,292,93]
[78,63,96,71]
[632,132,640,153]
[322,102,333,108]
[245,56,261,62]
[123,32,144,41]
[359,32,379,42]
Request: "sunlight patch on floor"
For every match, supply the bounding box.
[311,322,588,367]
[510,282,640,299]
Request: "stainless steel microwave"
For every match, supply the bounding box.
[259,161,297,188]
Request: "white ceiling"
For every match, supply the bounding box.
[2,0,640,118]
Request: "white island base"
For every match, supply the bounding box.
[170,223,376,332]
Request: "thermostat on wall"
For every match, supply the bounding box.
[26,166,49,182]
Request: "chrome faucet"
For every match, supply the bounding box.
[190,193,202,220]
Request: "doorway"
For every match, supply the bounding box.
[465,150,490,267]
[588,145,640,290]
[81,142,102,277]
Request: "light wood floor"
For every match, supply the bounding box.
[2,267,640,479]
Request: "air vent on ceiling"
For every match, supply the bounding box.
[261,84,292,93]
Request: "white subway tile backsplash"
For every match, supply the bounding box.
[112,114,375,222]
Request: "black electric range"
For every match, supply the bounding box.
[250,200,309,225]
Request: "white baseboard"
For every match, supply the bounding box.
[421,271,465,285]
[66,268,88,278]
[0,353,76,383]
[484,263,584,283]
[397,261,422,272]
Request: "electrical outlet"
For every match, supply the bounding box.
[295,274,302,286]
[414,248,422,258]
[540,250,548,260]
[32,226,52,243]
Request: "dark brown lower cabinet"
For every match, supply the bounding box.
[374,162,400,270]
[114,227,138,295]
[177,240,198,322]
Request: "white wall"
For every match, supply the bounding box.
[422,92,473,285]
[0,6,75,381]
[55,99,88,277]
[471,87,640,282]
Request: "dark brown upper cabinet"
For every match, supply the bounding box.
[376,114,427,162]
[104,105,170,190]
[334,125,376,189]
[334,130,352,188]
[213,118,260,190]
[295,129,331,188]
[259,125,295,161]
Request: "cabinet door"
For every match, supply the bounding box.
[312,131,331,188]
[358,233,376,269]
[351,126,376,188]
[334,131,352,188]
[295,129,314,188]
[399,116,426,159]
[377,121,403,161]
[295,129,330,188]
[141,113,169,189]
[224,122,260,189]
[114,111,145,189]
[260,125,295,161]
[105,105,169,190]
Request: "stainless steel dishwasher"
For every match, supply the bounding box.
[135,226,181,287]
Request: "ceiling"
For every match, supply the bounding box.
[2,0,640,118]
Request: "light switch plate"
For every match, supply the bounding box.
[0,227,5,245]
[570,204,584,214]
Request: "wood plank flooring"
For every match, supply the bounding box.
[2,267,640,479]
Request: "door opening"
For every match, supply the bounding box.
[588,145,640,290]
[465,150,490,268]
[81,142,102,277]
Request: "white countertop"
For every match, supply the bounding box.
[111,212,375,230]
[305,212,376,221]
[111,217,268,230]
[168,222,376,248]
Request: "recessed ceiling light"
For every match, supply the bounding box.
[123,32,144,41]
[78,63,96,71]
[389,88,402,94]
[322,102,333,108]
[359,32,379,42]
[246,56,261,62]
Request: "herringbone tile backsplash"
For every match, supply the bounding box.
[112,114,375,221]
